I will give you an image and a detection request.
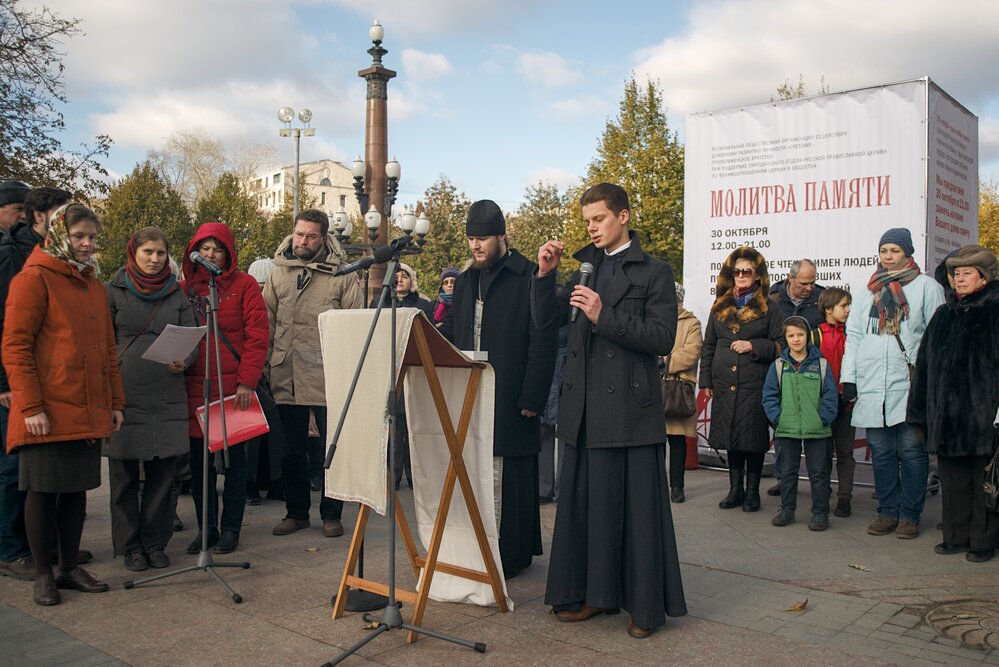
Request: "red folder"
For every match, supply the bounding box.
[195,393,270,452]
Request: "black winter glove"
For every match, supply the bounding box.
[841,382,857,404]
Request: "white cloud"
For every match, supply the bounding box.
[517,51,582,87]
[324,0,537,38]
[633,0,999,116]
[401,49,453,82]
[524,167,579,193]
[90,79,366,168]
[551,96,613,119]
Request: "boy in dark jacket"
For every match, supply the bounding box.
[762,316,838,531]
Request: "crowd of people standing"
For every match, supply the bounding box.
[0,176,995,639]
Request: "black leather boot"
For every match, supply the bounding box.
[743,472,762,512]
[719,468,745,509]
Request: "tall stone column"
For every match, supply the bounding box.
[358,31,396,300]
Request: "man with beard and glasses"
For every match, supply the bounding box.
[264,209,364,539]
[439,200,557,579]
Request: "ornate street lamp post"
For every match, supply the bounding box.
[277,106,315,222]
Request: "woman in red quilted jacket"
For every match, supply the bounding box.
[181,223,268,555]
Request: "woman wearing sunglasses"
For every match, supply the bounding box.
[699,247,783,513]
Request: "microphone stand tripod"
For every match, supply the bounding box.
[322,236,486,666]
[124,270,251,601]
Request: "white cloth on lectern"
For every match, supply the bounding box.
[319,308,417,516]
[406,364,512,609]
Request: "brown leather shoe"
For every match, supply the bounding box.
[34,574,59,606]
[895,520,919,539]
[0,555,35,581]
[54,567,109,593]
[627,618,654,639]
[867,516,898,536]
[272,517,310,536]
[322,520,344,538]
[554,603,619,622]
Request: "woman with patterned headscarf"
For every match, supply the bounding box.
[2,204,125,606]
[841,228,944,540]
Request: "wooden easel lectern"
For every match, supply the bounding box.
[330,314,508,643]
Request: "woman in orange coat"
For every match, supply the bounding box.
[2,204,124,606]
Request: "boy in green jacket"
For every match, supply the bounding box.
[762,316,839,531]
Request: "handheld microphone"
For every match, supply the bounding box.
[189,251,224,276]
[333,242,396,277]
[570,262,595,323]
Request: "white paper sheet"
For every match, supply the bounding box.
[141,324,207,364]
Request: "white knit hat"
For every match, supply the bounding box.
[248,257,276,284]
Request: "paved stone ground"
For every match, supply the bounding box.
[2,460,997,666]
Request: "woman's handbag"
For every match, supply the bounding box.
[661,354,696,419]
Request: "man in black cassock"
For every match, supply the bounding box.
[533,183,686,638]
[439,200,556,579]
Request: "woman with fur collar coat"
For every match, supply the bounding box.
[699,247,783,513]
[907,245,999,563]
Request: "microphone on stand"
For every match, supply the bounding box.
[570,262,595,323]
[333,243,396,277]
[189,252,224,276]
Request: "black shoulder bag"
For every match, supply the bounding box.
[661,354,697,419]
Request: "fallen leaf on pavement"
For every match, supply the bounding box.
[848,563,872,572]
[306,546,320,552]
[953,613,975,619]
[363,622,381,630]
[784,599,809,612]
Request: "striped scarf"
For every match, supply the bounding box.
[867,257,920,335]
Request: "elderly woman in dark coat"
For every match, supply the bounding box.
[908,245,999,563]
[699,247,782,512]
[105,227,197,572]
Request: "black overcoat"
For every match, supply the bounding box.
[699,301,782,453]
[440,249,556,457]
[908,280,999,457]
[534,234,678,449]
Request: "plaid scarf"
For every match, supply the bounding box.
[42,204,100,276]
[867,257,920,335]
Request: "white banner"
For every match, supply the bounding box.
[926,83,979,268]
[682,79,977,327]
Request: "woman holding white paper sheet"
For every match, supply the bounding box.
[181,223,269,555]
[105,227,197,572]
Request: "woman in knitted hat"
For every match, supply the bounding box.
[434,266,459,327]
[840,227,945,540]
[908,245,999,562]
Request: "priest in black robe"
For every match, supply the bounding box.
[533,183,686,638]
[440,199,556,579]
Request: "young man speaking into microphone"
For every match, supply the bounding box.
[533,182,686,639]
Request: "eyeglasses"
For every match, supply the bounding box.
[732,268,755,277]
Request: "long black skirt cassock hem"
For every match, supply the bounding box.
[499,454,543,576]
[544,440,687,630]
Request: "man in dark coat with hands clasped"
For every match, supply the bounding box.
[440,199,556,579]
[533,182,686,639]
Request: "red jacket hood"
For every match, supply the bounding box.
[183,222,239,283]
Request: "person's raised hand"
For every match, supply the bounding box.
[537,240,564,278]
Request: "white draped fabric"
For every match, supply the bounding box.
[319,308,509,608]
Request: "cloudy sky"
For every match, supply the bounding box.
[25,0,999,210]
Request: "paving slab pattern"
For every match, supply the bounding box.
[1,463,996,665]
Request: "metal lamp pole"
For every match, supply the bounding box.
[278,107,316,221]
